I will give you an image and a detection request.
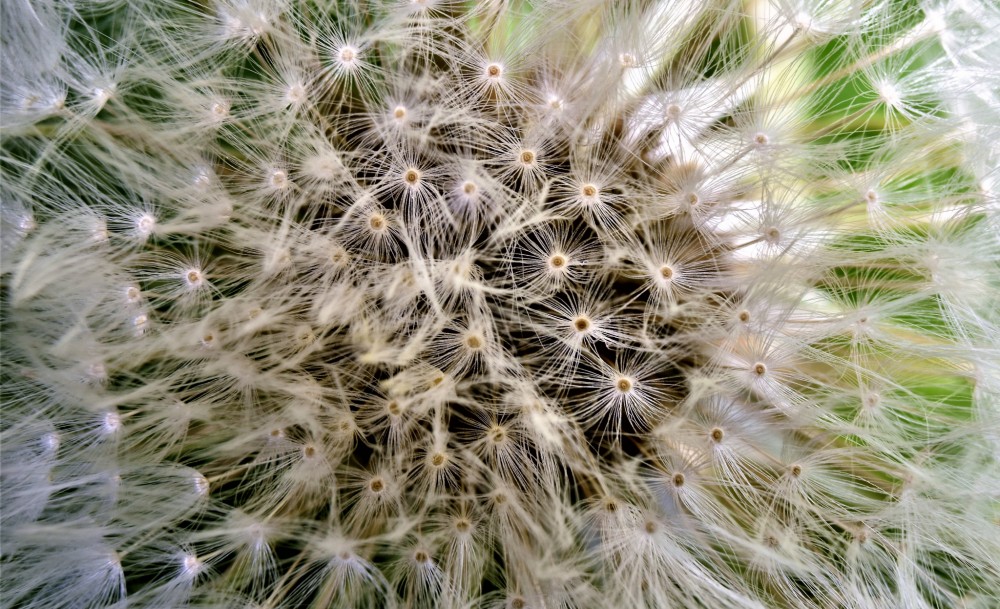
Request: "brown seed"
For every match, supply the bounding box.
[369,478,384,492]
[753,362,767,376]
[573,317,590,332]
[519,150,535,164]
[369,214,385,230]
[487,64,501,77]
[710,428,724,443]
[550,254,566,268]
[403,169,420,184]
[673,472,685,487]
[581,184,597,197]
[616,378,632,393]
[431,453,446,466]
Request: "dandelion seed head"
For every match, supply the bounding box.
[3,2,997,607]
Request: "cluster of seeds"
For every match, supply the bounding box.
[2,1,998,608]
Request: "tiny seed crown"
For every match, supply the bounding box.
[102,411,121,434]
[193,474,210,496]
[285,84,307,105]
[464,333,483,350]
[269,169,289,189]
[210,100,230,119]
[135,213,156,238]
[184,268,204,288]
[181,554,201,577]
[338,45,359,67]
[619,52,638,68]
[402,168,421,186]
[368,212,387,231]
[489,425,507,444]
